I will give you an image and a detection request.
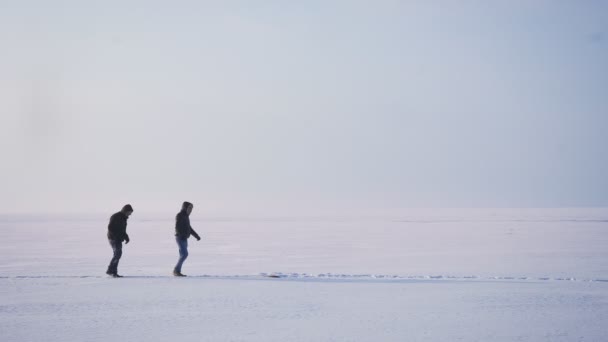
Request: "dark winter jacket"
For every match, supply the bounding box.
[175,210,200,240]
[107,212,129,242]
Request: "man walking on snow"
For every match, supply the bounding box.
[106,204,133,277]
[174,201,201,277]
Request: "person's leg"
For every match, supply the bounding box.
[174,237,189,274]
[107,239,123,275]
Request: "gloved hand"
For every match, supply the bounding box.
[125,236,130,244]
[196,237,201,241]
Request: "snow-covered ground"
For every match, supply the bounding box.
[1,208,607,341]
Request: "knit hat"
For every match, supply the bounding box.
[122,204,134,212]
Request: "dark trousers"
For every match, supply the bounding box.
[174,237,189,273]
[107,239,123,274]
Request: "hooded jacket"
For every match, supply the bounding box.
[107,211,129,242]
[175,210,201,240]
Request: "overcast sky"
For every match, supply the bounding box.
[1,1,607,214]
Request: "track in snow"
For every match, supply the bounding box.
[2,273,607,283]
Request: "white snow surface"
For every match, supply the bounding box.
[1,208,608,341]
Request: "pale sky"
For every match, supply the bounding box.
[1,1,607,214]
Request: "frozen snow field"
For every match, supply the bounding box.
[1,208,608,341]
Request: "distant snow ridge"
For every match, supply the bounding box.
[2,274,607,282]
[258,273,608,283]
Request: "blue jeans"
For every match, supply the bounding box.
[174,237,189,273]
[107,239,123,274]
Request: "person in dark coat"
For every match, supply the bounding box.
[106,204,133,277]
[173,201,201,277]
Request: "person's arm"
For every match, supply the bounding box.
[124,233,130,244]
[190,228,201,241]
[118,216,129,242]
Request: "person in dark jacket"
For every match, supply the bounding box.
[173,201,201,277]
[106,204,133,277]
